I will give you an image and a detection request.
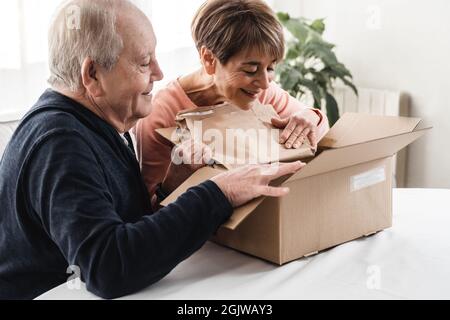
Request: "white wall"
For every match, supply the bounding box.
[274,0,450,188]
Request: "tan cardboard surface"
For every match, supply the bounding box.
[155,127,178,144]
[213,196,282,263]
[160,166,268,230]
[286,127,430,183]
[156,112,430,264]
[160,166,224,207]
[214,157,393,265]
[159,115,430,232]
[161,127,429,230]
[319,113,422,148]
[280,158,392,263]
[213,157,392,265]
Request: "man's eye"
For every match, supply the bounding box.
[141,61,151,67]
[244,70,257,75]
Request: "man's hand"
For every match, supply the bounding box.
[211,161,305,208]
[271,109,320,150]
[162,139,212,194]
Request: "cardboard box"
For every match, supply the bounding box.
[159,112,430,265]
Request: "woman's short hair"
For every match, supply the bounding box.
[192,0,285,65]
[47,0,124,91]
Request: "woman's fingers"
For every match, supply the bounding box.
[278,112,321,149]
[292,128,310,149]
[279,120,298,144]
[308,129,318,150]
[285,125,306,149]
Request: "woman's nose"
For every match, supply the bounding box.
[255,70,270,90]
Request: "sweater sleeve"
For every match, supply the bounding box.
[24,130,232,299]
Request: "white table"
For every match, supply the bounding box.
[36,188,450,300]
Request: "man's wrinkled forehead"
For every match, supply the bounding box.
[116,6,156,58]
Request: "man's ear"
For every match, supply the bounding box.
[200,46,217,75]
[81,57,103,97]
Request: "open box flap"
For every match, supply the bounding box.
[415,120,432,131]
[160,166,224,207]
[159,128,429,231]
[155,127,179,145]
[160,166,268,230]
[157,116,430,229]
[285,127,431,184]
[319,113,422,149]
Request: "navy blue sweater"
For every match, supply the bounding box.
[0,90,232,300]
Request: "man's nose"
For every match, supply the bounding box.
[151,59,164,82]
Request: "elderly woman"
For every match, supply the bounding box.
[137,0,329,197]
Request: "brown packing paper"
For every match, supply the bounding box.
[173,101,315,169]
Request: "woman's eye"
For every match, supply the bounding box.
[244,67,275,75]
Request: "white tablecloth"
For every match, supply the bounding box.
[36,188,450,300]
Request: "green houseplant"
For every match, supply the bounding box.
[276,12,358,127]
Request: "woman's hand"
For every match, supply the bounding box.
[271,109,321,150]
[162,139,213,194]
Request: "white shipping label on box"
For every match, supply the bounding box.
[350,166,386,192]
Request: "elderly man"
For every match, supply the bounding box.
[0,0,303,300]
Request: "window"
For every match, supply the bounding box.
[0,0,277,114]
[0,0,61,115]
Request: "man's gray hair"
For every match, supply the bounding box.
[48,0,124,91]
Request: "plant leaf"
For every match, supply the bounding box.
[275,12,358,114]
[286,47,300,60]
[283,18,310,44]
[341,77,359,96]
[277,65,303,91]
[277,12,290,23]
[310,18,326,35]
[296,78,324,109]
[325,93,340,127]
